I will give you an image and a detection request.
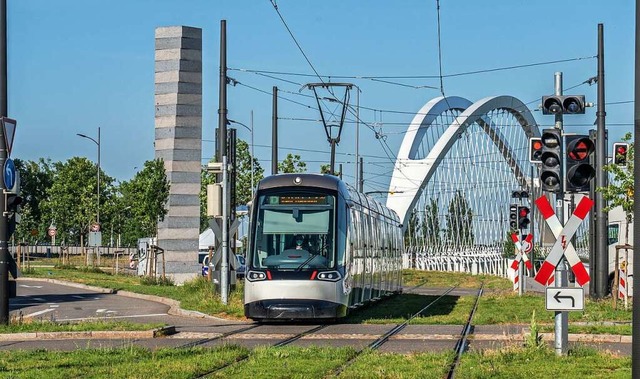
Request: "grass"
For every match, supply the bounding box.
[0,345,629,378]
[402,269,512,290]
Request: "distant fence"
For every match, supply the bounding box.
[10,244,138,258]
[403,246,510,277]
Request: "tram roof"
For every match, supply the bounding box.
[257,173,347,192]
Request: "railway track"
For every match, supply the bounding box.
[445,283,484,379]
[329,285,460,377]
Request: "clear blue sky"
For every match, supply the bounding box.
[8,0,635,194]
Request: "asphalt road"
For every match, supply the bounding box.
[11,279,173,324]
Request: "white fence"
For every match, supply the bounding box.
[403,246,509,277]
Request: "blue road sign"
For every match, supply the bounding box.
[3,158,15,190]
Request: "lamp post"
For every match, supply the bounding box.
[228,115,255,200]
[77,127,101,225]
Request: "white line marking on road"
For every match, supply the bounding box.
[19,285,43,289]
[32,298,46,302]
[96,309,107,313]
[48,304,59,308]
[24,309,55,318]
[56,313,168,322]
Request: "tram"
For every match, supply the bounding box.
[244,174,403,321]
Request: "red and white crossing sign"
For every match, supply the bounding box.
[510,233,533,271]
[534,195,593,286]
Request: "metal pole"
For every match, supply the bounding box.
[595,23,609,299]
[589,130,597,298]
[330,140,336,175]
[0,0,7,325]
[97,127,100,225]
[250,110,255,199]
[530,164,535,268]
[355,87,360,187]
[217,20,228,176]
[632,1,640,375]
[359,157,364,192]
[272,86,278,175]
[221,155,229,305]
[553,72,568,356]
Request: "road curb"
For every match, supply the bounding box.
[17,277,116,294]
[0,326,176,341]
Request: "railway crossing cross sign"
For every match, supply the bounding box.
[510,233,533,271]
[534,195,593,286]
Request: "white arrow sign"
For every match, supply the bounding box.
[545,287,584,311]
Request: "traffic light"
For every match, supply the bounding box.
[509,204,518,230]
[541,95,586,115]
[5,193,22,240]
[518,206,530,229]
[5,193,22,214]
[565,135,595,192]
[613,142,629,165]
[529,137,543,163]
[540,129,562,192]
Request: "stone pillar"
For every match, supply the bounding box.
[154,26,202,284]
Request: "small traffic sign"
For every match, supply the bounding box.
[545,288,584,311]
[48,228,57,237]
[90,223,101,232]
[0,117,16,158]
[3,158,15,190]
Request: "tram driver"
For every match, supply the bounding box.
[283,234,310,257]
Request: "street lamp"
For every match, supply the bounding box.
[228,114,255,200]
[77,127,101,225]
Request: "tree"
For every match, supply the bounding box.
[445,191,474,246]
[41,157,115,245]
[118,158,170,245]
[422,198,441,246]
[278,153,307,173]
[599,132,634,244]
[199,139,264,231]
[404,209,420,246]
[14,158,55,243]
[236,139,264,206]
[320,164,331,174]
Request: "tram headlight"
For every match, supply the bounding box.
[316,271,342,282]
[247,270,267,282]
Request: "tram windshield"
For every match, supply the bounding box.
[251,191,335,271]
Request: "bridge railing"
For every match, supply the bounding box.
[403,246,509,277]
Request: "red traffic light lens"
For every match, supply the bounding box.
[519,208,529,217]
[616,145,627,155]
[532,141,542,150]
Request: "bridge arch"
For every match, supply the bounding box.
[386,95,540,229]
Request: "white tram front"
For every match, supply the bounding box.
[244,174,403,321]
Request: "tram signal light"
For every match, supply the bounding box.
[539,129,562,193]
[509,204,518,230]
[613,142,629,166]
[541,95,586,115]
[529,137,543,163]
[518,206,530,229]
[565,135,595,192]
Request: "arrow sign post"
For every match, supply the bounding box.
[545,288,584,311]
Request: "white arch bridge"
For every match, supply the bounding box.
[384,96,589,277]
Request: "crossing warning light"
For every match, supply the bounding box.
[565,135,595,192]
[509,204,518,230]
[518,206,530,229]
[529,137,543,163]
[540,129,562,193]
[613,142,629,166]
[541,95,586,115]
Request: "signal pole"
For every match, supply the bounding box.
[0,0,8,325]
[553,72,569,356]
[595,23,609,299]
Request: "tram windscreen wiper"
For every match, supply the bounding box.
[296,253,322,271]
